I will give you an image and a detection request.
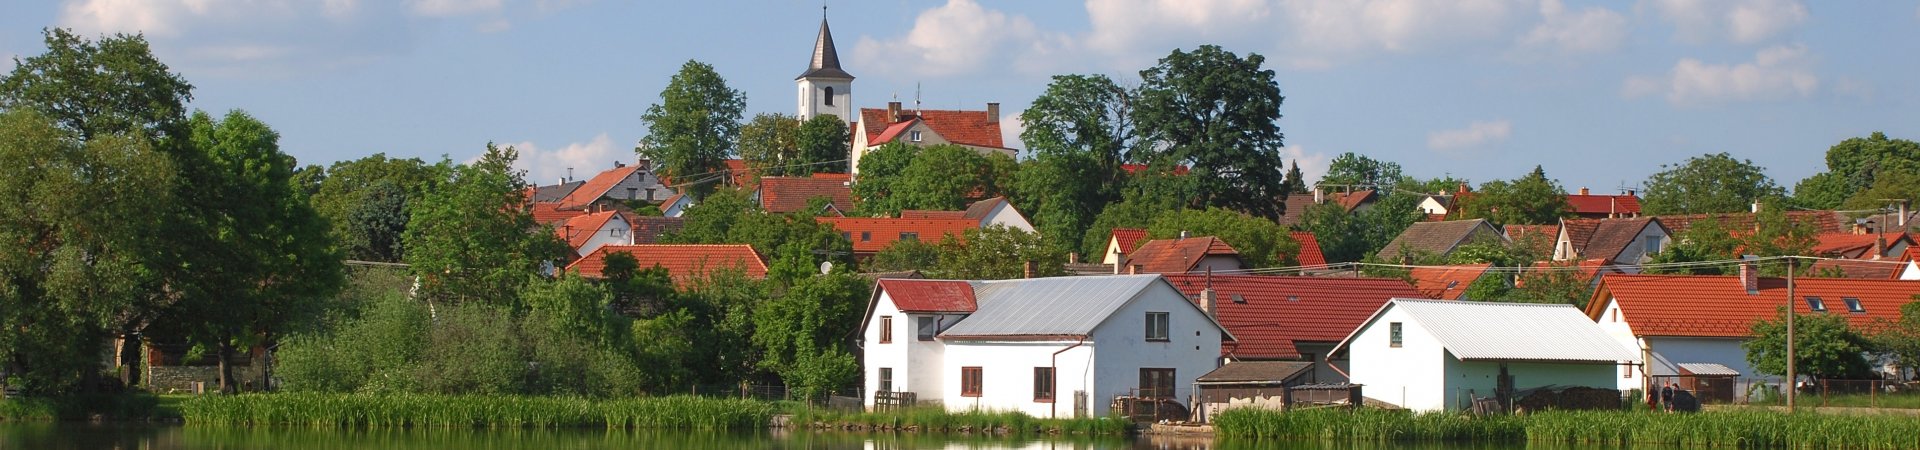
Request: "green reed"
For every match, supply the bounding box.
[179,393,774,429]
[1216,407,1920,448]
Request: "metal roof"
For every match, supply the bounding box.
[1677,363,1741,376]
[938,275,1162,339]
[1377,298,1639,363]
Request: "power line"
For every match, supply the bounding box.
[1201,254,1873,277]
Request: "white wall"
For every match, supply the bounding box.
[797,78,852,123]
[1347,304,1449,411]
[1607,225,1669,269]
[1191,255,1243,274]
[940,340,1093,418]
[863,291,970,410]
[982,202,1034,233]
[1087,282,1225,416]
[574,217,631,257]
[1593,298,1646,391]
[1102,237,1127,266]
[1443,359,1617,411]
[1418,197,1449,215]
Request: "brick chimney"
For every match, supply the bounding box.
[986,102,1000,123]
[1579,187,1590,195]
[1199,268,1217,319]
[1739,256,1759,295]
[887,101,902,123]
[1875,236,1888,260]
[1023,260,1037,279]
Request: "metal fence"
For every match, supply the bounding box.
[1642,377,1920,408]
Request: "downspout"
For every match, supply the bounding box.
[1051,336,1087,419]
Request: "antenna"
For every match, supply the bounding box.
[915,82,922,115]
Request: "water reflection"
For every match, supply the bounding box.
[0,424,1623,450]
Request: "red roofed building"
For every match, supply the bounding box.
[1290,232,1327,267]
[555,210,630,258]
[875,279,978,314]
[850,102,1013,177]
[755,175,855,215]
[1567,187,1642,219]
[1810,232,1912,259]
[566,244,768,288]
[1587,270,1920,394]
[818,217,980,256]
[532,202,587,225]
[555,161,670,211]
[1406,263,1493,300]
[1123,236,1244,275]
[1102,228,1150,265]
[898,197,1034,232]
[1164,274,1423,383]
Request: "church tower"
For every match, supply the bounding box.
[797,9,853,122]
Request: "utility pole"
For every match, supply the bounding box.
[1786,257,1797,411]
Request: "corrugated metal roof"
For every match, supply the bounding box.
[938,275,1162,339]
[1677,363,1741,376]
[1389,298,1639,363]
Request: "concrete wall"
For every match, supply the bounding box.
[1087,282,1224,417]
[1347,304,1448,411]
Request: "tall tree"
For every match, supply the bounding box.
[1641,152,1783,215]
[1017,74,1135,257]
[856,144,1014,215]
[1319,153,1404,194]
[1146,207,1300,268]
[850,143,918,215]
[638,60,744,199]
[1132,45,1290,218]
[1745,308,1876,380]
[308,154,442,262]
[1300,189,1426,263]
[1794,132,1920,209]
[1455,165,1571,226]
[752,271,865,399]
[934,226,1068,280]
[1283,160,1309,194]
[403,144,567,308]
[795,114,851,174]
[737,113,799,177]
[0,28,193,142]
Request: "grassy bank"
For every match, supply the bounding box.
[179,393,775,429]
[789,406,1132,436]
[0,394,175,422]
[1215,407,1920,448]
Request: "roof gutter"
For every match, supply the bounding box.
[1051,336,1086,419]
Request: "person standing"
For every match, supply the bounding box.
[1660,382,1676,413]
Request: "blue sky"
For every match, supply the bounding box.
[4,0,1918,194]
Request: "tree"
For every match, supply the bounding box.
[308,154,442,262]
[1300,190,1425,263]
[1132,45,1290,218]
[1794,132,1920,209]
[752,271,866,400]
[1745,308,1876,380]
[737,113,799,177]
[1283,160,1308,194]
[1319,153,1404,194]
[638,60,744,199]
[1643,217,1743,275]
[1145,207,1299,268]
[0,110,177,393]
[1838,170,1920,212]
[1507,266,1598,307]
[851,143,918,215]
[1016,74,1136,257]
[796,114,850,174]
[856,144,1015,215]
[1080,194,1181,259]
[1642,153,1784,215]
[1871,301,1920,381]
[1454,166,1571,226]
[0,28,193,142]
[403,144,567,308]
[867,238,942,273]
[933,226,1067,279]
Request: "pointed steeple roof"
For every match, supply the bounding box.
[798,10,853,80]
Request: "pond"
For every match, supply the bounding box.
[0,424,1665,450]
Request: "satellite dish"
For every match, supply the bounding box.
[820,261,835,275]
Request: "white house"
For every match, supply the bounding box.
[860,275,1233,418]
[657,193,691,218]
[1552,217,1670,270]
[555,210,631,258]
[1336,298,1638,412]
[900,196,1035,233]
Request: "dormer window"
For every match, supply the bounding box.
[1844,297,1865,313]
[1806,296,1827,312]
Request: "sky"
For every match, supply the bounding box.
[4,0,1919,195]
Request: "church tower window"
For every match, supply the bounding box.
[824,87,834,106]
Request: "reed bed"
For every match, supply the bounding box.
[178,393,775,429]
[791,406,1132,435]
[0,394,162,421]
[1215,407,1920,448]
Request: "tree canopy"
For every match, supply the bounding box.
[0,28,193,142]
[1793,132,1920,210]
[1745,308,1876,380]
[1641,152,1783,215]
[403,144,566,307]
[1454,165,1571,226]
[638,60,744,199]
[1133,45,1290,218]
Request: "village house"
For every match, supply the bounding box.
[754,174,855,215]
[819,217,980,258]
[555,161,672,208]
[1406,263,1494,301]
[1375,219,1507,262]
[554,210,632,258]
[1586,267,1920,401]
[1121,235,1244,275]
[657,193,691,218]
[1551,217,1670,269]
[1338,299,1638,412]
[1290,232,1327,267]
[1101,228,1150,266]
[1806,258,1920,280]
[850,101,1011,176]
[860,275,1232,417]
[900,196,1035,233]
[1810,232,1912,260]
[1162,274,1423,383]
[565,244,769,288]
[1567,187,1642,219]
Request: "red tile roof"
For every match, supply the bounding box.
[860,108,1005,149]
[1127,237,1240,274]
[556,210,623,249]
[1506,224,1561,256]
[1522,258,1619,286]
[1811,233,1910,258]
[1588,274,1920,338]
[627,216,684,244]
[1164,274,1424,359]
[879,279,978,313]
[818,217,979,253]
[1656,211,1843,235]
[657,193,686,213]
[1330,190,1376,212]
[1807,259,1907,279]
[1290,232,1326,267]
[557,165,640,210]
[1111,228,1148,256]
[1567,194,1642,216]
[565,244,768,288]
[532,202,586,225]
[900,210,966,219]
[1407,264,1493,300]
[757,176,855,214]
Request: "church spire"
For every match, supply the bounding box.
[798,8,853,80]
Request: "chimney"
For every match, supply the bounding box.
[1875,236,1888,260]
[1314,188,1325,204]
[1751,201,1762,214]
[986,102,1000,123]
[558,177,566,186]
[1579,187,1590,196]
[1179,231,1190,240]
[1200,270,1217,320]
[1069,252,1079,264]
[1457,182,1469,194]
[1739,256,1759,295]
[1023,260,1037,279]
[1130,264,1142,275]
[614,160,625,168]
[887,101,902,123]
[1627,189,1637,197]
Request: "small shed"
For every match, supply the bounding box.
[1675,363,1739,404]
[1195,361,1349,421]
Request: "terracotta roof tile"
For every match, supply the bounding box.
[1566,217,1663,261]
[1506,224,1560,256]
[1589,274,1920,338]
[1165,274,1424,359]
[1331,190,1376,212]
[1127,237,1240,274]
[879,279,978,313]
[1111,228,1148,256]
[532,202,586,225]
[1567,194,1642,216]
[900,210,966,219]
[557,165,641,210]
[1807,259,1906,279]
[565,244,767,288]
[1407,264,1493,300]
[1376,219,1503,261]
[556,210,622,249]
[1656,211,1844,235]
[627,216,684,244]
[657,193,686,214]
[1811,233,1911,258]
[1290,232,1326,267]
[860,108,1005,149]
[758,176,855,214]
[818,217,979,253]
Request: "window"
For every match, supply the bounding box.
[1623,363,1633,378]
[1145,312,1170,341]
[841,232,852,241]
[645,188,656,200]
[879,368,893,392]
[1806,296,1827,312]
[1139,368,1176,398]
[879,316,893,344]
[627,187,638,200]
[899,232,919,241]
[917,316,937,341]
[824,87,835,106]
[861,231,872,242]
[910,130,923,142]
[1389,322,1403,348]
[1033,367,1055,402]
[961,367,983,397]
[1844,297,1865,313]
[610,226,624,238]
[1645,235,1664,255]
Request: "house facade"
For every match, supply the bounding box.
[851,102,1012,177]
[1162,274,1423,383]
[861,275,1231,417]
[555,210,631,258]
[1552,217,1669,269]
[1339,299,1637,412]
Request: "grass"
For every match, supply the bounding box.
[787,405,1133,436]
[0,393,167,422]
[1749,393,1920,409]
[1215,407,1920,448]
[178,393,776,429]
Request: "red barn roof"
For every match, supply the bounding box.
[1164,274,1423,359]
[1290,232,1326,267]
[565,244,768,288]
[1588,274,1920,338]
[1407,264,1493,300]
[757,176,855,214]
[860,108,1005,149]
[818,217,979,253]
[879,279,978,313]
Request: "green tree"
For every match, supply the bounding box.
[1080,194,1181,259]
[796,114,851,174]
[639,60,744,199]
[404,144,567,308]
[934,226,1068,279]
[0,28,194,142]
[1642,153,1784,215]
[867,238,942,273]
[737,113,799,177]
[1507,267,1598,307]
[1015,74,1136,257]
[1132,45,1290,218]
[1300,190,1426,263]
[752,271,866,400]
[1871,301,1920,381]
[308,154,443,262]
[1794,132,1920,209]
[1145,207,1300,268]
[851,143,919,215]
[1455,166,1571,226]
[1015,152,1110,256]
[1283,160,1309,194]
[1643,217,1743,275]
[1319,153,1404,194]
[1838,170,1920,212]
[1745,308,1876,380]
[857,144,1014,215]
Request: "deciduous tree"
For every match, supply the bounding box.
[0,28,193,142]
[796,114,850,174]
[1133,45,1289,218]
[1642,153,1784,215]
[1745,308,1876,380]
[403,144,567,308]
[639,60,744,199]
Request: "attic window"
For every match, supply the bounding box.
[900,232,919,241]
[861,231,871,242]
[1234,294,1248,304]
[1844,297,1865,313]
[1285,295,1298,302]
[910,130,923,142]
[1806,296,1827,312]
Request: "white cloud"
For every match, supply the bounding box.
[1427,120,1513,152]
[1000,113,1027,152]
[1518,0,1628,54]
[851,0,1071,78]
[505,133,625,185]
[1623,44,1818,106]
[1643,0,1807,44]
[1279,144,1331,187]
[408,0,504,17]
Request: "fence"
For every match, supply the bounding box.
[1111,387,1186,423]
[1643,377,1920,408]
